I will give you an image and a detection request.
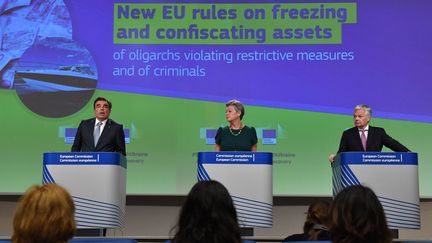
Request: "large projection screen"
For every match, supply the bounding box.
[0,0,431,196]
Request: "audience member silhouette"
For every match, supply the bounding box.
[172,180,241,243]
[12,183,76,243]
[330,185,392,243]
[283,200,331,241]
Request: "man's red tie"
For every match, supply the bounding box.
[361,129,367,151]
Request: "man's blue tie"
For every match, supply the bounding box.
[94,122,102,146]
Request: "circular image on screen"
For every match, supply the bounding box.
[13,37,98,118]
[0,0,73,89]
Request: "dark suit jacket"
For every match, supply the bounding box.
[337,126,410,153]
[71,118,126,156]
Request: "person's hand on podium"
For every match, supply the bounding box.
[328,154,336,163]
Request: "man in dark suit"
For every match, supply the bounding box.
[71,97,126,156]
[329,104,409,162]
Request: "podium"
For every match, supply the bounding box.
[43,152,126,229]
[197,152,273,228]
[332,152,419,229]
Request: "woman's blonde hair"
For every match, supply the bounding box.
[304,200,330,240]
[12,183,76,243]
[226,100,245,120]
